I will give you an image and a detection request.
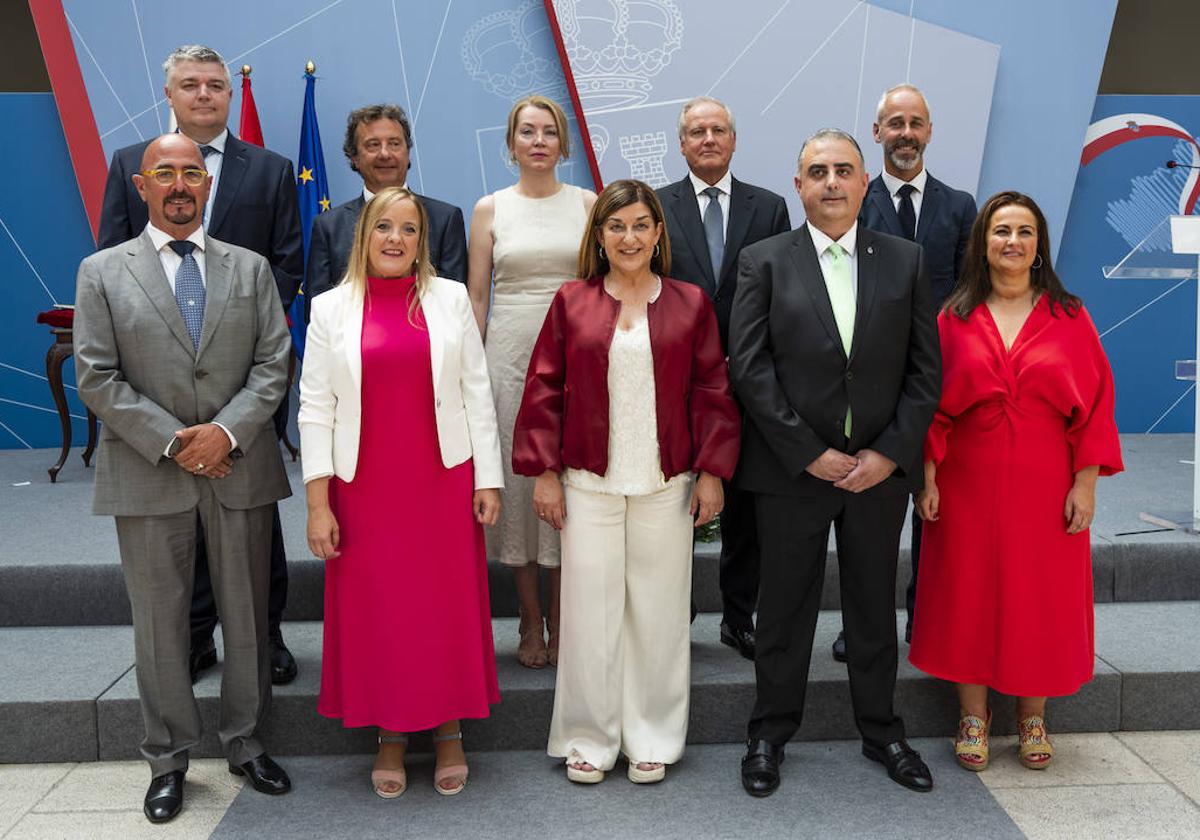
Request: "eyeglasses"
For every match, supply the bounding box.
[141,167,208,186]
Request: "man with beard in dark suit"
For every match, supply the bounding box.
[731,129,940,797]
[830,83,976,662]
[656,96,791,661]
[98,44,302,687]
[305,103,468,306]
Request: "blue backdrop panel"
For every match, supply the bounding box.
[63,0,595,220]
[1057,96,1200,433]
[864,0,1118,255]
[0,93,96,449]
[551,0,998,226]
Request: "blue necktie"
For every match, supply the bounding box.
[702,186,725,286]
[169,240,205,349]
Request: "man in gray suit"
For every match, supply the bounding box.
[74,134,294,823]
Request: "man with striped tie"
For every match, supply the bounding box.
[75,134,294,822]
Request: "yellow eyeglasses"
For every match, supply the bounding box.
[141,167,208,187]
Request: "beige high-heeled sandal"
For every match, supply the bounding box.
[1018,716,1054,769]
[954,709,991,771]
[433,730,469,796]
[371,732,408,799]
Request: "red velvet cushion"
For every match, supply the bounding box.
[36,309,74,328]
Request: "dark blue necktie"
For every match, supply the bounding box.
[897,183,917,241]
[702,186,725,286]
[168,240,205,349]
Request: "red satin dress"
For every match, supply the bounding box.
[908,297,1123,697]
[318,276,499,731]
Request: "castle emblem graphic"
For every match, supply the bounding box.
[619,131,670,186]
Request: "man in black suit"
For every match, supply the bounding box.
[305,103,467,305]
[656,96,790,661]
[831,83,976,662]
[731,129,940,797]
[98,44,302,686]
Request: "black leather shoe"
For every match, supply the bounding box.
[741,739,784,797]
[269,631,298,685]
[229,753,292,795]
[720,622,756,661]
[189,638,217,684]
[862,740,933,792]
[143,770,185,823]
[831,630,847,663]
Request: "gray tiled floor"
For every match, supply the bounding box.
[3,733,1199,839]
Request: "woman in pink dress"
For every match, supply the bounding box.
[299,187,503,798]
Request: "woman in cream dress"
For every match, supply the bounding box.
[467,95,596,668]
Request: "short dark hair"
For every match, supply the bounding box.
[343,104,413,171]
[796,127,865,172]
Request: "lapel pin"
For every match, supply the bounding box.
[866,245,874,255]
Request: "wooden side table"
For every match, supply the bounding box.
[46,327,97,482]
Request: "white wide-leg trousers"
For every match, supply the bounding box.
[547,479,694,770]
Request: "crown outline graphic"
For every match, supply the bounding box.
[555,0,684,111]
[462,0,568,101]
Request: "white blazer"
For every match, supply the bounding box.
[298,277,504,489]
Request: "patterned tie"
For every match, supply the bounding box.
[897,183,917,241]
[198,144,217,159]
[826,243,855,437]
[169,240,205,349]
[702,186,725,286]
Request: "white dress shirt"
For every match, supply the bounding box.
[881,167,928,226]
[689,169,732,240]
[145,222,237,454]
[146,223,206,292]
[808,221,859,313]
[186,128,228,230]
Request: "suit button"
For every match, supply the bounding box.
[195,369,208,379]
[845,370,854,381]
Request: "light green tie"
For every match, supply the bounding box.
[826,243,855,437]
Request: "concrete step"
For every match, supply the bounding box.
[5,533,1199,627]
[2,603,1197,764]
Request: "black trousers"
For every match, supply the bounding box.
[718,478,760,632]
[190,393,290,645]
[748,488,907,747]
[905,510,922,627]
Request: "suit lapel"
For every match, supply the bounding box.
[126,232,196,357]
[915,176,941,245]
[421,284,446,391]
[208,137,248,236]
[868,179,905,238]
[670,178,716,292]
[720,177,754,284]
[790,227,844,358]
[196,238,232,358]
[850,229,879,362]
[343,289,364,393]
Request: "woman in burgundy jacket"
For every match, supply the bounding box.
[512,179,740,785]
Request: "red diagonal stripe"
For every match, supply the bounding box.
[543,0,602,192]
[29,0,107,244]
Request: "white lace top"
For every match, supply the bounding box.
[563,284,689,496]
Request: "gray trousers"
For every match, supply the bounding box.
[115,480,273,776]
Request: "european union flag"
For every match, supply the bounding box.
[293,68,331,359]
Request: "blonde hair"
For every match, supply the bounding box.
[576,179,671,279]
[340,187,436,324]
[505,95,570,161]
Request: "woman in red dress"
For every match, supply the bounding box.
[909,191,1123,772]
[299,187,503,798]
